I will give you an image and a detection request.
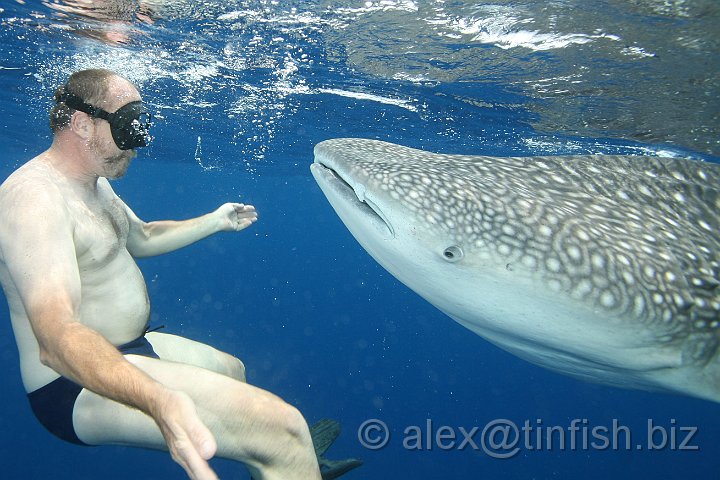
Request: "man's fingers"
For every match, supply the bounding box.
[173,444,218,480]
[232,204,257,219]
[158,391,219,480]
[231,203,255,212]
[191,416,218,460]
[180,421,218,479]
[167,437,215,480]
[217,202,258,231]
[183,448,219,480]
[234,207,258,229]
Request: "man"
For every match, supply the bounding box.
[0,69,358,480]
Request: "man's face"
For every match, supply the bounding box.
[86,78,141,179]
[88,125,136,179]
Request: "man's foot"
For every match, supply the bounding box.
[310,419,363,479]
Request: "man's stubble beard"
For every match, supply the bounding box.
[90,135,135,179]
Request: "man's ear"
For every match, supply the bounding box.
[69,111,93,141]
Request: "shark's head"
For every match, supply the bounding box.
[311,138,530,324]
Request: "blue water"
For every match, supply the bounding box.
[0,1,718,479]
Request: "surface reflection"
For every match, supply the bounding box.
[43,0,159,44]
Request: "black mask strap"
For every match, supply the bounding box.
[57,87,113,123]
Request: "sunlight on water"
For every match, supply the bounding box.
[0,0,717,167]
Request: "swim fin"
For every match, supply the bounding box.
[310,419,363,479]
[311,418,342,457]
[319,458,364,480]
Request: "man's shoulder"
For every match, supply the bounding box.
[0,158,66,218]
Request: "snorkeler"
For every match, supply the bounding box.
[0,68,361,480]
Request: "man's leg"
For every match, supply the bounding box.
[146,332,246,381]
[72,355,321,480]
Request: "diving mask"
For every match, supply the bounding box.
[59,88,152,150]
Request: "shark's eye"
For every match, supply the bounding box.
[443,245,464,262]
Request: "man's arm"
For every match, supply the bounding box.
[123,198,258,258]
[0,186,218,480]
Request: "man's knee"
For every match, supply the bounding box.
[274,401,315,457]
[242,400,318,476]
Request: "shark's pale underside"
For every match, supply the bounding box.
[310,138,720,403]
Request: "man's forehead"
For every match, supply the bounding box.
[103,76,141,108]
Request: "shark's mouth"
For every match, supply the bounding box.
[310,161,395,237]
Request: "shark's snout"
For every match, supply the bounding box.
[311,160,394,238]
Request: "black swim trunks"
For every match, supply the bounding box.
[26,334,160,446]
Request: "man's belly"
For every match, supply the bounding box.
[78,258,151,344]
[12,251,151,392]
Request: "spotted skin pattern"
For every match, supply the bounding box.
[314,139,720,374]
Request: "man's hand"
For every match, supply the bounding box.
[215,203,258,232]
[152,389,219,480]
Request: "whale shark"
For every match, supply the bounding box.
[310,138,720,403]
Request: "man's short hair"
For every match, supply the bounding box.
[49,68,118,133]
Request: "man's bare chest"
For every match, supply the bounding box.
[70,195,130,266]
